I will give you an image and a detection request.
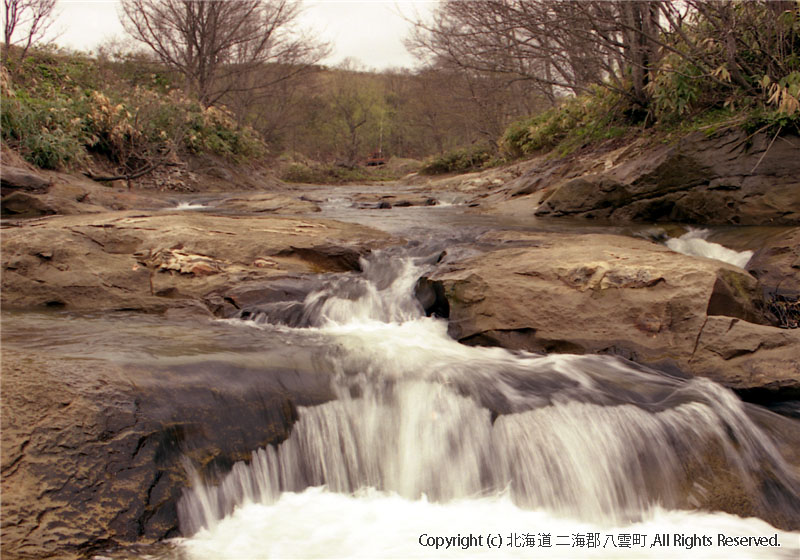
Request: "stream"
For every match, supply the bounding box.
[3,188,799,559]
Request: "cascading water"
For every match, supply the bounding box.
[665,228,754,268]
[176,246,800,559]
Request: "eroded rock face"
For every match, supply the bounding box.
[1,212,398,312]
[747,228,800,297]
[745,228,800,328]
[0,165,51,193]
[0,349,333,559]
[1,174,174,217]
[427,232,799,390]
[533,131,800,225]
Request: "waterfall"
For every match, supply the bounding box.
[665,228,753,268]
[176,247,800,557]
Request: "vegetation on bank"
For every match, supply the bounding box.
[279,158,414,184]
[1,47,264,178]
[416,0,800,174]
[0,44,528,184]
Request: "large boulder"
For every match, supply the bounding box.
[0,348,332,559]
[1,212,398,312]
[1,176,175,217]
[534,130,800,225]
[427,231,799,390]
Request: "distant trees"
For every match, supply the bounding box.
[408,0,670,110]
[2,0,57,64]
[324,62,379,166]
[120,0,327,108]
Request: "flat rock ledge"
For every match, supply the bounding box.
[1,211,399,313]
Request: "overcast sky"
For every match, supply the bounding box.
[51,0,436,70]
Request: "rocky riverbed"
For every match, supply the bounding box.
[2,131,799,558]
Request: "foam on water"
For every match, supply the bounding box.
[666,228,753,268]
[179,488,799,559]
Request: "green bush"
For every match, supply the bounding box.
[1,92,86,169]
[184,104,264,161]
[420,144,496,175]
[501,86,627,158]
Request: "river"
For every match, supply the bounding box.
[3,187,799,559]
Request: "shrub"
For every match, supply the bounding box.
[1,92,86,169]
[184,104,265,161]
[1,48,267,171]
[419,144,495,175]
[500,86,627,158]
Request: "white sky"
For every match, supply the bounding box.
[49,0,437,70]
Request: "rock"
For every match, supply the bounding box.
[349,191,441,209]
[0,348,332,559]
[0,165,51,193]
[427,231,798,390]
[2,176,173,217]
[747,228,800,297]
[533,130,800,225]
[745,228,800,328]
[1,212,398,312]
[204,276,325,326]
[215,193,320,214]
[691,316,800,390]
[1,190,60,216]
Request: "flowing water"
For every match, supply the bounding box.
[4,193,799,559]
[170,238,798,558]
[666,228,754,268]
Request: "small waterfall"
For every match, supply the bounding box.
[666,228,753,268]
[176,247,800,548]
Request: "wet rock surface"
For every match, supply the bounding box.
[745,228,800,329]
[428,231,800,390]
[0,348,333,559]
[214,192,321,214]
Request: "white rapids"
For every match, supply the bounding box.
[175,201,208,210]
[666,228,754,268]
[173,248,800,559]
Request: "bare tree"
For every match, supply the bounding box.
[409,0,800,119]
[407,1,677,111]
[120,0,326,107]
[407,1,614,101]
[2,0,56,64]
